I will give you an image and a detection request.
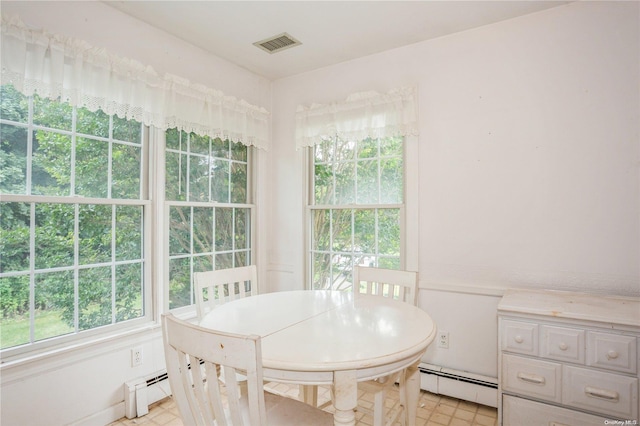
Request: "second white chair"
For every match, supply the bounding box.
[194,265,258,320]
[352,265,418,426]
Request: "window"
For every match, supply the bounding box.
[0,85,256,354]
[165,129,253,310]
[309,135,404,290]
[0,84,148,351]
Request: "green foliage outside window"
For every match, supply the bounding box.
[165,129,251,310]
[311,136,403,290]
[0,84,144,350]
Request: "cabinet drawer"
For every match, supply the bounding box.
[502,319,538,355]
[503,395,608,426]
[587,331,637,374]
[502,354,561,403]
[541,325,585,364]
[563,365,638,419]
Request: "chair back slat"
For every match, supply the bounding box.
[194,265,258,320]
[162,313,266,426]
[352,266,418,305]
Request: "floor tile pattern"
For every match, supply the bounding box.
[109,383,497,426]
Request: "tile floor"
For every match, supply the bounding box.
[109,382,497,426]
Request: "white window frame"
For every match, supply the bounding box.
[305,134,419,289]
[0,96,154,359]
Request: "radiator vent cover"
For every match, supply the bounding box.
[253,33,301,54]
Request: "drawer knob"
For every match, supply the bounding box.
[514,335,524,344]
[558,342,568,351]
[585,386,619,401]
[607,350,619,360]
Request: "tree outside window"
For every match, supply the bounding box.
[310,135,404,290]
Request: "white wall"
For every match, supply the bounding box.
[0,2,272,426]
[270,1,639,377]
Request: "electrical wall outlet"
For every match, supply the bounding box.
[437,331,449,349]
[131,346,143,367]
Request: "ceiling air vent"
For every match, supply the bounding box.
[253,33,301,54]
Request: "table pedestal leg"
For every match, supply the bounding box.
[333,370,357,426]
[404,361,420,426]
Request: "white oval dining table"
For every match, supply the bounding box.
[199,290,437,426]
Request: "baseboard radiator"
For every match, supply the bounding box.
[125,363,497,417]
[419,363,498,408]
[124,370,171,419]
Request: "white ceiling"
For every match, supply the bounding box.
[104,1,569,80]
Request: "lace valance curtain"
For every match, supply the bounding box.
[0,15,270,150]
[295,86,419,149]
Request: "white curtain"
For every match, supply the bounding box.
[0,15,270,150]
[295,86,419,149]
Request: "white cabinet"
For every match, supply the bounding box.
[498,289,640,425]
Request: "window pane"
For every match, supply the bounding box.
[190,133,209,155]
[33,94,72,131]
[112,143,141,199]
[215,208,233,251]
[34,270,74,341]
[32,130,71,196]
[189,154,209,202]
[0,202,30,272]
[35,203,74,269]
[335,137,355,161]
[165,128,182,151]
[116,262,143,322]
[211,159,229,202]
[0,123,28,194]
[212,138,229,159]
[378,208,400,255]
[165,151,187,201]
[312,252,332,290]
[113,116,142,143]
[78,266,112,330]
[357,137,378,159]
[215,252,233,270]
[76,137,108,198]
[0,275,30,349]
[379,135,403,157]
[312,209,330,251]
[234,208,249,250]
[314,163,332,204]
[356,159,378,204]
[353,209,375,254]
[230,140,247,162]
[234,251,248,267]
[193,255,213,273]
[380,157,403,204]
[79,204,112,265]
[169,257,190,309]
[332,209,352,251]
[76,107,109,138]
[335,162,355,204]
[115,206,142,261]
[169,206,191,256]
[193,207,213,254]
[230,162,247,204]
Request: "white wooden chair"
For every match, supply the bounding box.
[193,265,259,397]
[162,313,333,426]
[352,265,419,426]
[194,265,258,321]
